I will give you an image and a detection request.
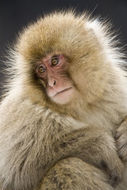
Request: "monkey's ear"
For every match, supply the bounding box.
[85,18,114,59]
[86,19,108,44]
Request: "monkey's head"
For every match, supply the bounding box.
[14,11,116,110]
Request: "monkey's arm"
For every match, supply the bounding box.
[40,157,114,190]
[0,124,123,190]
[0,98,123,190]
[57,127,123,186]
[116,116,127,162]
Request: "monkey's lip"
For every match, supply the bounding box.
[53,87,73,97]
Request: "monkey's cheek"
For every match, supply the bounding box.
[49,88,74,105]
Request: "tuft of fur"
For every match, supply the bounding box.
[0,11,127,190]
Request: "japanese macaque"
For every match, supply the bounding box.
[0,11,127,190]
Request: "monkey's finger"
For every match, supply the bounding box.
[115,122,127,139]
[116,133,127,161]
[109,173,121,187]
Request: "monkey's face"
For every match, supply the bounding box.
[17,12,108,106]
[35,53,74,104]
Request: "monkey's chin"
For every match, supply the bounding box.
[50,87,74,105]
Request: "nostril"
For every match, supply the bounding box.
[48,77,56,87]
[53,80,56,85]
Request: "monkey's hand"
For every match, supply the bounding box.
[95,139,124,187]
[83,131,124,187]
[59,127,124,187]
[116,117,127,162]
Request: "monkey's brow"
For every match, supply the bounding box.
[52,55,59,58]
[80,52,90,58]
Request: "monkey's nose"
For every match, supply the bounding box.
[48,78,56,87]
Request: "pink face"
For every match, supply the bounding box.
[35,54,74,104]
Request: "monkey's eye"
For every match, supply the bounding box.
[51,55,59,66]
[38,65,46,73]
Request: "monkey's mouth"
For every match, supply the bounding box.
[49,87,73,104]
[54,87,73,97]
